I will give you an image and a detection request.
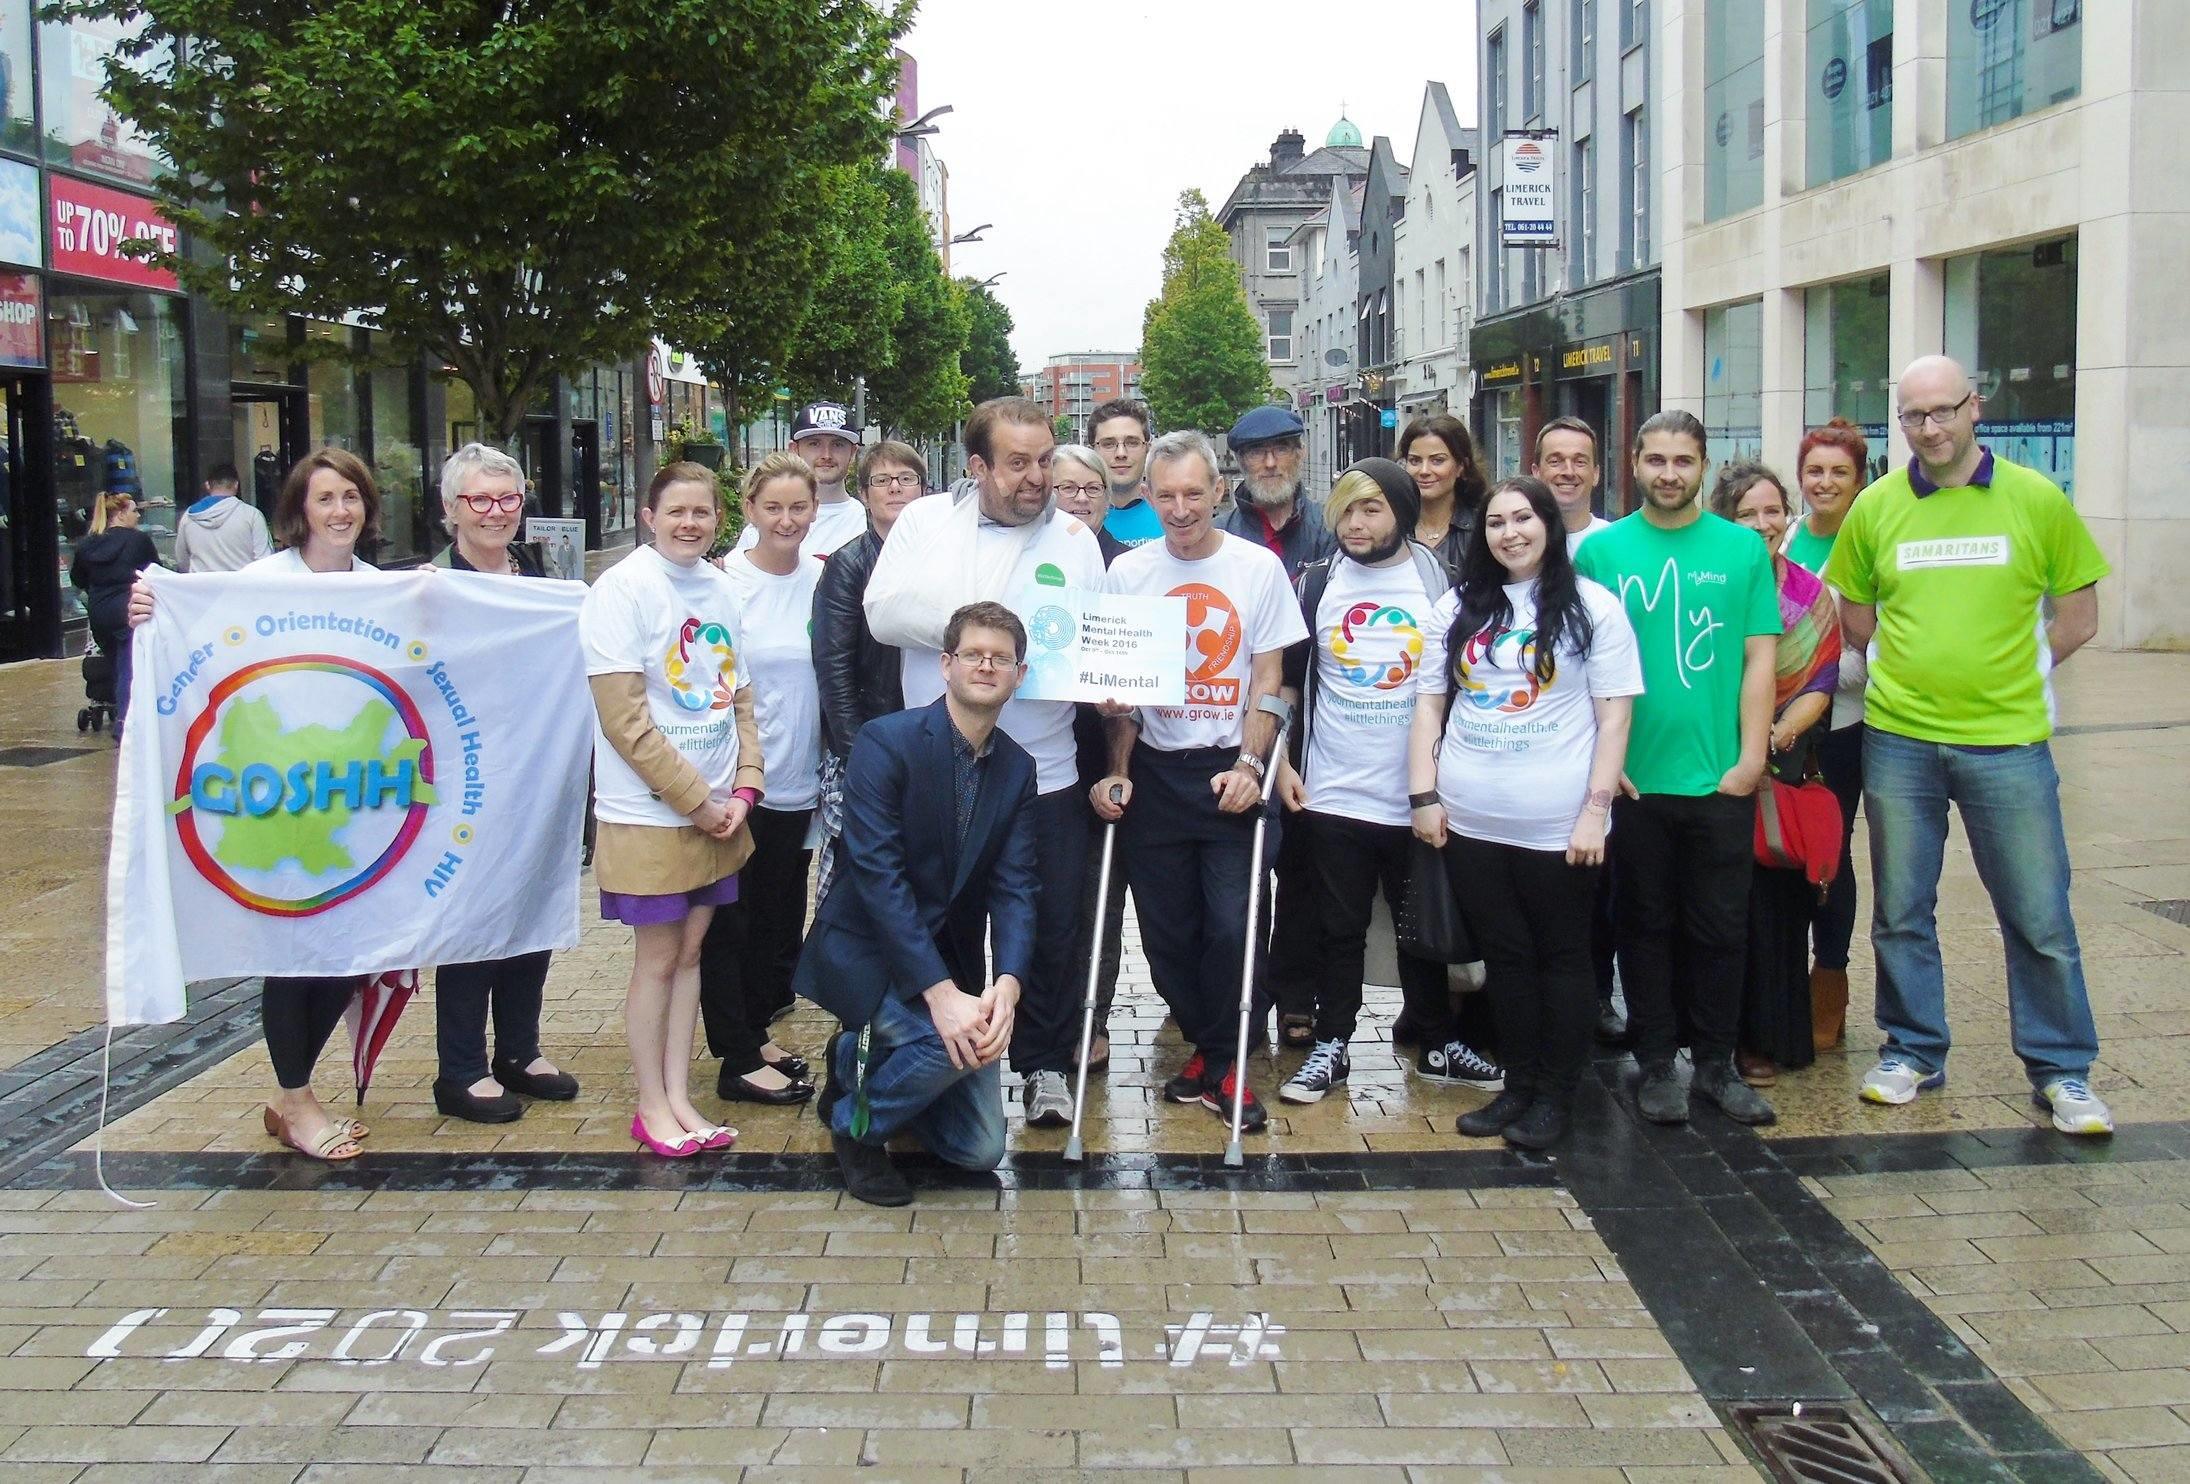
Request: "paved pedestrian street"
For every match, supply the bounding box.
[0,646,2186,1479]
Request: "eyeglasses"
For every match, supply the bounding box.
[459,491,524,514]
[1052,483,1106,498]
[1244,439,1302,460]
[1094,437,1146,454]
[1896,392,1974,431]
[948,650,1020,672]
[866,472,922,490]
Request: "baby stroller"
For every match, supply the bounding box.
[77,636,117,734]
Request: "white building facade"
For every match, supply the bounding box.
[1391,82,1481,430]
[1290,180,1364,494]
[1658,0,2185,649]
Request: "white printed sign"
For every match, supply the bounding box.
[526,518,586,581]
[1501,135,1558,245]
[1013,588,1188,705]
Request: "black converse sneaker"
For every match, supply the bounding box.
[1280,1039,1350,1104]
[1416,1038,1505,1090]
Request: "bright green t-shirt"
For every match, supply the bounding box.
[1784,519,1836,576]
[1574,510,1782,796]
[1822,455,2106,746]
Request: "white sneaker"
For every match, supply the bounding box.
[1023,1070,1072,1127]
[2035,1078,2115,1136]
[1858,1057,1946,1106]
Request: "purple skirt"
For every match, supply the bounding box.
[599,874,739,926]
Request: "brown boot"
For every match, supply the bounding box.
[1811,967,1849,1052]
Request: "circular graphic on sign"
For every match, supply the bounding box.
[1030,604,1075,653]
[1511,140,1547,174]
[1821,57,1848,99]
[1715,113,1732,147]
[1170,583,1242,681]
[169,655,436,918]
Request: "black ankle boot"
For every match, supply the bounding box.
[1502,1095,1569,1151]
[1455,1088,1532,1138]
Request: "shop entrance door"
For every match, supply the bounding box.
[570,421,601,547]
[0,375,59,662]
[519,417,564,517]
[1560,378,1613,516]
[231,386,306,515]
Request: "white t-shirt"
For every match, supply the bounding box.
[1105,532,1308,753]
[1417,577,1643,853]
[1305,556,1436,827]
[250,549,373,573]
[897,510,1106,794]
[579,545,748,828]
[720,551,824,812]
[1566,516,1612,556]
[735,495,868,561]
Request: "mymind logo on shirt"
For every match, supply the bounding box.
[1899,536,2011,569]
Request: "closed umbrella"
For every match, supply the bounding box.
[345,968,417,1106]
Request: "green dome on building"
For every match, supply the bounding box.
[1326,115,1364,148]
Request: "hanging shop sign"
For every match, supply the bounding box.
[1501,135,1558,246]
[0,273,43,369]
[48,175,179,291]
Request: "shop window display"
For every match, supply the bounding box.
[0,0,33,157]
[40,13,169,185]
[1945,235,2078,494]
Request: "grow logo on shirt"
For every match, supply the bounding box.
[1330,601,1422,691]
[665,617,738,712]
[1170,583,1242,707]
[1457,625,1553,714]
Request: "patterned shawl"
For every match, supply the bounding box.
[1773,556,1842,718]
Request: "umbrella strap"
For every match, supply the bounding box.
[849,1022,875,1140]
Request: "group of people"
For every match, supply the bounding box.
[116,348,2118,1200]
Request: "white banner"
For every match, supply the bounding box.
[1501,135,1557,245]
[106,568,592,1025]
[1014,588,1187,706]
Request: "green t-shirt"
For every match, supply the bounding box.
[1822,455,2107,746]
[1784,519,1836,576]
[1574,510,1782,796]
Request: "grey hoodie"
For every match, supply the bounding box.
[173,493,273,573]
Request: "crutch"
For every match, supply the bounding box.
[1063,783,1126,1164]
[1225,696,1295,1168]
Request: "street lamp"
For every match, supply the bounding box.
[894,103,953,141]
[950,223,993,245]
[976,272,1006,289]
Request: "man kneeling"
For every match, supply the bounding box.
[798,602,1040,1205]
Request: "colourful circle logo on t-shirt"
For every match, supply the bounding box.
[666,616,737,711]
[1169,583,1242,683]
[1457,625,1552,713]
[1330,601,1422,690]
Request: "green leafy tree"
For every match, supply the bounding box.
[957,278,1021,404]
[782,163,902,409]
[1139,189,1273,434]
[66,0,906,444]
[1051,414,1074,444]
[863,169,970,438]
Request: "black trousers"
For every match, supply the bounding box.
[1591,865,1617,1001]
[1610,791,1755,1067]
[1009,786,1092,1076]
[1267,811,1323,1023]
[1447,834,1599,1100]
[699,805,812,1072]
[1304,811,1450,1045]
[434,951,551,1087]
[1811,722,1865,972]
[1120,743,1275,1069]
[262,975,354,1091]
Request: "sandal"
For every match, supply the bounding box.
[331,1117,369,1141]
[1279,1014,1316,1049]
[1087,1034,1111,1074]
[262,1106,362,1162]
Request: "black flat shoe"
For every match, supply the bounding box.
[762,1051,810,1081]
[718,1066,815,1105]
[492,1059,579,1101]
[434,1078,523,1124]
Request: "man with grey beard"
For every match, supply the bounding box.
[1216,405,1336,1051]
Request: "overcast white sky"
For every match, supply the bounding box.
[897,0,1480,373]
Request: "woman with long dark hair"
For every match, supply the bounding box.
[1395,412,1490,570]
[1408,476,1641,1149]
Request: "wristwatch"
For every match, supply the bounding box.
[1235,750,1267,777]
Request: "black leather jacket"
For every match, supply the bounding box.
[812,527,904,759]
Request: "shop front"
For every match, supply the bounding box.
[1469,271,1660,513]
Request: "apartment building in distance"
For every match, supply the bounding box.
[1024,353,1144,444]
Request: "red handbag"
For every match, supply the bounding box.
[1755,774,1844,892]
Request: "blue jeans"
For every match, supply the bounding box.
[1864,728,2096,1086]
[827,990,1006,1170]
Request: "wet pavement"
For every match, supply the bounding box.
[0,640,2185,1478]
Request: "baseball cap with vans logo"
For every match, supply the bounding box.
[790,402,860,445]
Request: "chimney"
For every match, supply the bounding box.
[1271,129,1306,166]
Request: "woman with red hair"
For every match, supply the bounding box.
[1786,418,1870,1051]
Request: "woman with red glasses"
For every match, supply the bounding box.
[426,443,581,1123]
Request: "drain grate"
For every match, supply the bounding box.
[0,745,97,768]
[1728,1402,1914,1484]
[2137,899,2190,929]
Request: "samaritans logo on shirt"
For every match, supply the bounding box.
[1898,536,2010,569]
[1458,626,1552,713]
[1329,602,1423,691]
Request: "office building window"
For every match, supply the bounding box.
[1619,108,1649,270]
[1487,28,1508,138]
[1948,0,2081,140]
[1807,0,1893,186]
[1571,137,1595,287]
[1701,298,1763,469]
[1703,0,1765,219]
[1265,226,1292,273]
[1524,2,1545,121]
[1623,0,1648,49]
[1803,274,1891,476]
[1574,0,1597,82]
[1266,307,1294,363]
[1433,258,1448,348]
[1943,235,2078,493]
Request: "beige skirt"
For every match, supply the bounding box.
[592,820,754,896]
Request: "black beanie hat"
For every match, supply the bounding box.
[1341,457,1421,537]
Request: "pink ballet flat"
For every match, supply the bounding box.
[630,1114,702,1158]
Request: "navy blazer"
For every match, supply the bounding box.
[793,698,1041,1029]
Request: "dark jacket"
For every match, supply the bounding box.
[1218,484,1337,580]
[69,527,161,642]
[792,699,1041,1028]
[811,527,904,759]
